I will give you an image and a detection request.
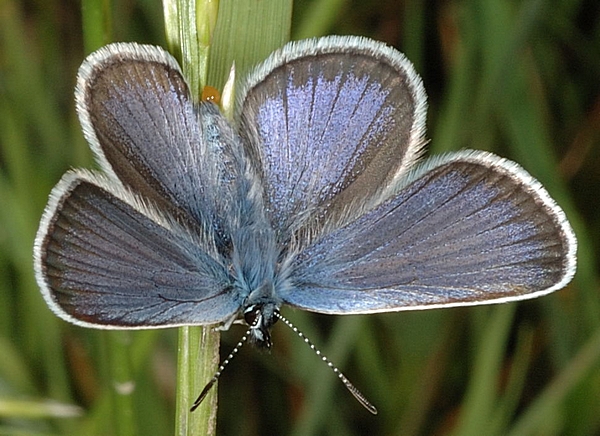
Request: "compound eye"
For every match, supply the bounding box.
[243,306,260,326]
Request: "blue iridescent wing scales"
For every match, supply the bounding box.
[34,171,239,328]
[285,151,576,314]
[77,43,262,247]
[237,36,427,241]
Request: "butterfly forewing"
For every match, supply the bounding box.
[285,151,576,314]
[35,171,238,328]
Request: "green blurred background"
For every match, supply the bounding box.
[1,0,599,435]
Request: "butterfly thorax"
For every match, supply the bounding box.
[231,225,283,348]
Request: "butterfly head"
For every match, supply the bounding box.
[243,302,278,348]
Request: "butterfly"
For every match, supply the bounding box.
[34,36,577,413]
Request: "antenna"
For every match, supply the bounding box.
[190,327,252,412]
[190,312,378,415]
[274,312,378,415]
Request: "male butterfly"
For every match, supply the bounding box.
[34,36,577,413]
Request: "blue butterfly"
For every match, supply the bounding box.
[34,36,577,413]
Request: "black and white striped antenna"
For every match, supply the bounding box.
[191,311,377,415]
[274,311,377,415]
[190,328,252,411]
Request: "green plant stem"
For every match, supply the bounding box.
[175,327,220,436]
[82,0,112,54]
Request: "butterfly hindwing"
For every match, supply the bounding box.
[77,43,262,247]
[237,36,427,241]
